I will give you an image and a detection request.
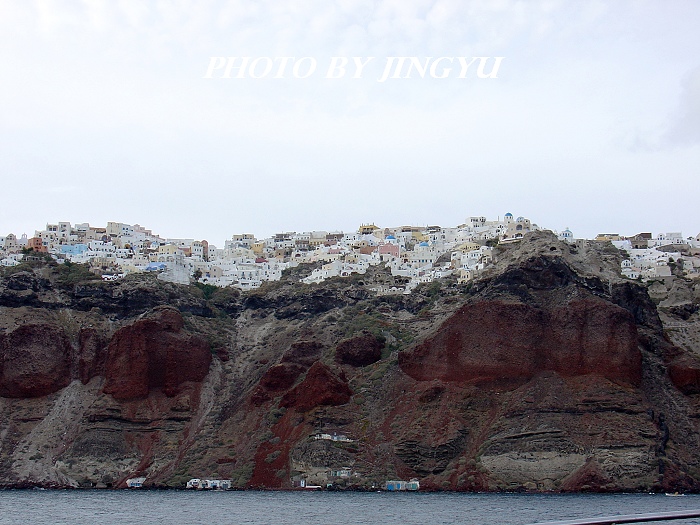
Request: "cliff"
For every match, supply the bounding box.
[1,232,700,492]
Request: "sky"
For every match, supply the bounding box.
[1,0,699,246]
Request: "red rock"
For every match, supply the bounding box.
[250,409,311,488]
[399,299,641,386]
[560,458,613,492]
[250,341,325,405]
[0,324,72,398]
[280,362,352,412]
[659,460,698,492]
[78,327,108,384]
[250,362,306,405]
[259,363,305,391]
[281,340,324,366]
[102,307,211,400]
[668,355,700,395]
[214,346,230,362]
[335,331,384,367]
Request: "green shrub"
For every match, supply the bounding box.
[265,451,281,463]
[231,463,254,486]
[56,260,100,287]
[194,282,218,300]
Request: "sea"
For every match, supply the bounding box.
[1,491,700,525]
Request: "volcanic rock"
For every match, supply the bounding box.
[281,340,324,367]
[335,330,384,367]
[399,298,641,386]
[102,307,211,400]
[0,323,72,398]
[2,232,700,492]
[78,327,108,384]
[280,362,352,412]
[667,354,700,395]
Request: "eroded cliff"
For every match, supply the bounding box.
[1,232,700,492]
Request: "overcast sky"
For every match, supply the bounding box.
[1,0,698,246]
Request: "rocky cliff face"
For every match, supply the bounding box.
[1,232,700,492]
[400,298,641,385]
[103,307,211,400]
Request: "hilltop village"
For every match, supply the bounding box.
[1,215,700,293]
[1,215,700,492]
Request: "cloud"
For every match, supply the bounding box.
[663,66,700,147]
[0,1,698,243]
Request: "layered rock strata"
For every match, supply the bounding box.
[0,232,699,492]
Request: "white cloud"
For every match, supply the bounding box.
[0,0,698,243]
[663,66,700,147]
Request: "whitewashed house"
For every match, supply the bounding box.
[126,477,146,488]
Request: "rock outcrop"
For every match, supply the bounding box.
[400,298,641,386]
[0,323,72,398]
[280,362,352,412]
[335,331,384,367]
[103,307,211,400]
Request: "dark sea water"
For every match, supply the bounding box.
[1,491,700,525]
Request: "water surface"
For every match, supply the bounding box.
[1,491,700,525]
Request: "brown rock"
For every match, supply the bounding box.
[0,324,72,398]
[250,362,307,405]
[560,458,613,492]
[335,330,384,367]
[78,328,108,384]
[668,355,700,395]
[281,340,324,366]
[102,307,211,400]
[250,341,325,405]
[399,299,641,386]
[280,362,352,412]
[214,346,230,362]
[259,363,305,391]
